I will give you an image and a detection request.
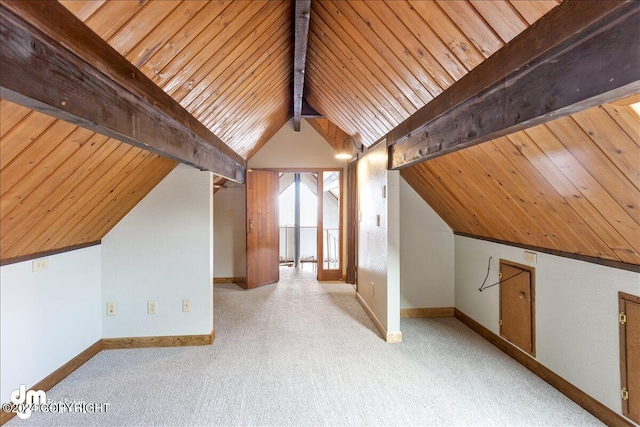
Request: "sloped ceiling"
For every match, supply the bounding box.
[6,0,636,268]
[401,103,640,265]
[305,0,558,145]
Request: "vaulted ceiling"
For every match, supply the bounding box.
[1,0,638,267]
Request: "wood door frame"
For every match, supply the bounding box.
[317,169,343,281]
[254,168,344,281]
[619,291,640,423]
[499,259,536,357]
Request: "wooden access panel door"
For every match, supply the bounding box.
[620,292,640,424]
[246,170,279,288]
[500,260,535,356]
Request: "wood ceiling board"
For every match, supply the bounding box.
[343,2,454,98]
[1,133,113,229]
[306,118,350,152]
[458,145,568,250]
[168,1,284,105]
[505,131,637,264]
[312,1,423,115]
[508,0,560,25]
[435,0,504,58]
[0,112,57,170]
[82,0,145,41]
[389,1,640,168]
[371,1,465,85]
[205,47,290,134]
[472,141,599,252]
[325,0,431,108]
[0,126,95,217]
[148,1,253,92]
[0,99,31,138]
[600,104,640,146]
[469,0,528,43]
[108,2,183,59]
[309,8,412,122]
[195,12,291,130]
[58,1,106,21]
[570,108,640,190]
[1,0,245,181]
[406,1,485,71]
[306,36,395,134]
[245,111,292,161]
[0,120,77,196]
[486,137,619,261]
[179,9,290,120]
[135,1,233,80]
[309,3,414,122]
[123,2,209,69]
[524,125,640,255]
[189,34,290,126]
[428,154,528,245]
[544,115,640,226]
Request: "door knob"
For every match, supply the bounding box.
[519,292,526,299]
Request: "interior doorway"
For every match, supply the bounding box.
[279,172,318,274]
[247,168,343,282]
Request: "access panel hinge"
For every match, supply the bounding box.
[622,387,629,400]
[619,312,627,324]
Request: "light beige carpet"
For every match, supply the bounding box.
[8,267,602,426]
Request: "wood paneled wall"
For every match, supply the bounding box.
[401,103,640,265]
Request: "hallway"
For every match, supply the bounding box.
[9,268,600,426]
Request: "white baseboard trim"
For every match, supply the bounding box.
[356,292,402,343]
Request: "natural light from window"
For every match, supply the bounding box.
[279,183,317,226]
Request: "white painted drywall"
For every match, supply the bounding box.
[101,164,213,338]
[0,245,101,403]
[248,119,344,169]
[213,185,246,279]
[357,143,401,335]
[399,177,454,309]
[455,234,640,418]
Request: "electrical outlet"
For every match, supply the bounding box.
[182,299,191,313]
[32,258,48,272]
[228,209,235,218]
[524,251,537,264]
[106,302,117,316]
[147,301,157,314]
[376,214,381,227]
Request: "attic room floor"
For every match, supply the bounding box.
[11,268,602,426]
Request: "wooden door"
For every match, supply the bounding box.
[500,260,535,356]
[246,170,279,288]
[620,292,640,424]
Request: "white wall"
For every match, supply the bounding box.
[455,235,640,418]
[102,164,213,338]
[357,143,401,336]
[399,177,454,309]
[0,246,101,403]
[213,185,246,278]
[248,119,344,169]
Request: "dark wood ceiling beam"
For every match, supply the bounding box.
[0,0,246,182]
[388,0,640,170]
[293,0,311,131]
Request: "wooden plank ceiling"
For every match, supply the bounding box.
[9,0,637,269]
[401,102,640,265]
